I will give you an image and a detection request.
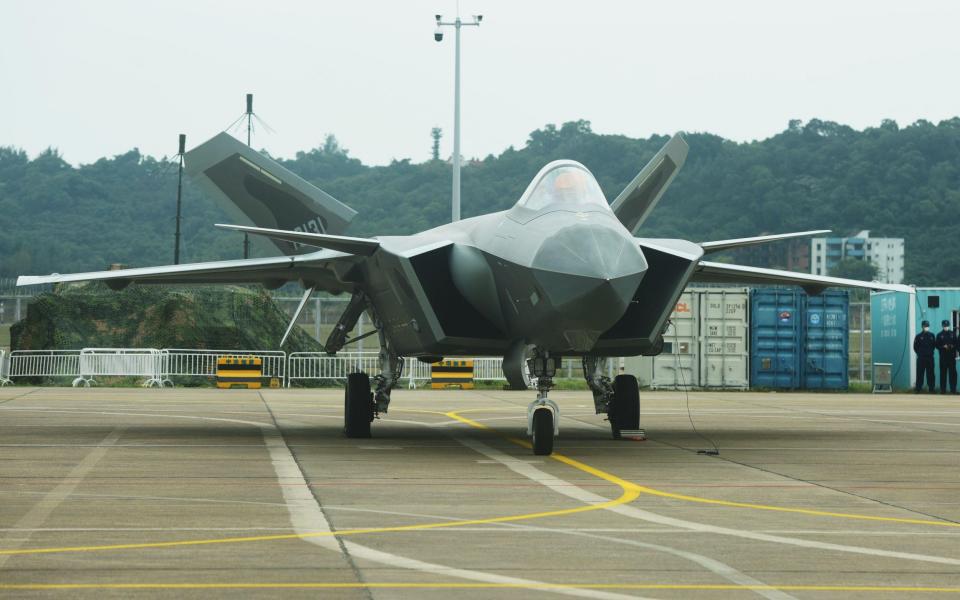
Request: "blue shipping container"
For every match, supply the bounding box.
[750,288,803,388]
[750,288,849,390]
[804,292,849,390]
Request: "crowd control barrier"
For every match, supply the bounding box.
[0,350,11,386]
[76,348,166,388]
[3,350,81,385]
[0,348,517,388]
[161,349,286,386]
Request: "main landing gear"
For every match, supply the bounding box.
[584,356,641,439]
[328,292,404,439]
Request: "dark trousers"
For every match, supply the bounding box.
[916,357,935,392]
[940,359,957,393]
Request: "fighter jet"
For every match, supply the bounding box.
[18,132,909,455]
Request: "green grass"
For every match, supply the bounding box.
[0,324,9,351]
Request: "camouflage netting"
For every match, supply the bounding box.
[10,282,323,352]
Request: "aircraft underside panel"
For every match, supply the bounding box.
[594,245,697,356]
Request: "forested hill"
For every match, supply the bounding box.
[2,118,959,285]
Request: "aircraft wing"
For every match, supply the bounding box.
[16,250,361,293]
[690,261,912,295]
[699,230,831,254]
[214,224,380,256]
[610,134,689,233]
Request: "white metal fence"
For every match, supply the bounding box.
[161,349,287,385]
[0,350,10,386]
[3,350,81,384]
[286,352,381,387]
[76,348,165,388]
[0,347,515,388]
[473,357,508,382]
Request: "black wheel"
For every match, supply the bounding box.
[610,374,640,439]
[344,372,373,438]
[531,408,554,456]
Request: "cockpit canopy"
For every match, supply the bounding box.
[516,161,609,212]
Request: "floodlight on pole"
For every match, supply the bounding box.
[434,12,481,222]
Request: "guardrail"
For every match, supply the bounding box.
[0,350,10,386]
[77,348,165,388]
[3,350,81,384]
[286,352,380,387]
[473,357,508,381]
[0,347,514,389]
[405,358,433,388]
[162,349,286,386]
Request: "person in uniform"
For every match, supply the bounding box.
[935,319,958,394]
[914,320,936,393]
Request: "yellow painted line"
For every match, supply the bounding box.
[0,413,636,556]
[0,583,959,592]
[0,489,636,556]
[445,411,960,530]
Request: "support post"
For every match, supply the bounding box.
[174,134,185,265]
[859,303,865,381]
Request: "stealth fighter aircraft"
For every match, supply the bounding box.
[19,133,908,454]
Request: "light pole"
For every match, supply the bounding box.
[173,134,186,265]
[434,12,482,222]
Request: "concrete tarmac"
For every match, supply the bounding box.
[1,386,958,599]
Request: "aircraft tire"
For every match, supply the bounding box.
[531,408,554,456]
[344,372,373,438]
[610,374,640,439]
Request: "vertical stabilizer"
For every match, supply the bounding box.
[610,134,688,233]
[185,132,357,255]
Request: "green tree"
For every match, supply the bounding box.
[829,258,878,281]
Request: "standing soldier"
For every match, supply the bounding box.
[914,320,936,393]
[935,319,958,394]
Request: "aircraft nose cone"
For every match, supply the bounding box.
[529,225,647,351]
[531,270,644,351]
[531,223,644,280]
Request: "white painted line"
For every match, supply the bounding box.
[259,416,654,600]
[454,436,796,600]
[454,434,960,568]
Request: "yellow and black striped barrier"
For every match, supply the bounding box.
[216,356,263,389]
[430,359,474,389]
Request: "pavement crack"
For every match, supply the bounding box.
[0,388,40,405]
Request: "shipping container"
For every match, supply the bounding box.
[750,288,849,390]
[871,288,960,391]
[803,292,850,389]
[651,288,750,390]
[622,355,653,388]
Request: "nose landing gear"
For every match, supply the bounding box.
[527,351,561,455]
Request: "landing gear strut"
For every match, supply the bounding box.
[527,350,560,455]
[583,356,641,439]
[329,292,404,438]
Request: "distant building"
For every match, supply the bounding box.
[810,230,904,284]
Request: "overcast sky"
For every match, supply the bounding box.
[2,1,958,166]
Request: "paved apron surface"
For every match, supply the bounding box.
[1,387,958,599]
